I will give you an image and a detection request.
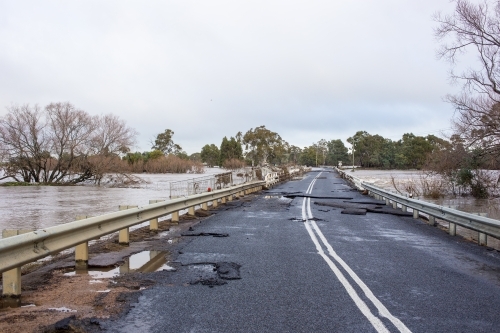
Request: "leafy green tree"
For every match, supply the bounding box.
[200,144,220,167]
[189,152,201,162]
[242,125,286,166]
[347,131,385,167]
[152,129,182,154]
[220,136,243,166]
[326,140,349,166]
[288,145,302,164]
[149,150,164,160]
[398,133,434,169]
[299,145,316,166]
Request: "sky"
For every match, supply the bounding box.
[0,0,465,154]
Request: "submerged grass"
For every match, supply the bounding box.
[0,181,33,186]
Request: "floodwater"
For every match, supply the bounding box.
[0,168,227,234]
[63,250,172,279]
[350,169,500,220]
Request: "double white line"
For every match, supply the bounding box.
[302,172,411,333]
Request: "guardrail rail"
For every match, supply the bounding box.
[0,181,265,298]
[336,168,500,247]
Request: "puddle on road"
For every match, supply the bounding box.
[64,250,172,279]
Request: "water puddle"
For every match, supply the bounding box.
[64,251,171,279]
[48,307,77,313]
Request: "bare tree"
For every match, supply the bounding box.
[0,102,137,184]
[434,0,500,154]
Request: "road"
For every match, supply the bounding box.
[100,169,500,333]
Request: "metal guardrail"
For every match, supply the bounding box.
[0,181,265,275]
[336,168,500,241]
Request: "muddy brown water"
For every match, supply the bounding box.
[0,169,231,234]
[351,169,500,220]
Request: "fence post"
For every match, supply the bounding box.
[149,200,165,231]
[118,205,137,245]
[75,216,90,269]
[2,229,32,298]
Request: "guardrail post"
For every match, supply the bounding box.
[201,202,208,210]
[212,199,218,208]
[2,230,32,298]
[188,206,195,216]
[401,205,407,212]
[392,201,397,209]
[385,198,390,205]
[240,190,245,197]
[228,194,233,201]
[149,200,165,231]
[449,222,456,236]
[428,216,436,226]
[221,196,226,204]
[75,216,90,269]
[118,205,137,245]
[171,211,179,224]
[413,209,419,219]
[478,232,487,246]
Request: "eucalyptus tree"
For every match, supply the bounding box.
[152,129,182,155]
[242,125,286,166]
[200,144,220,167]
[219,136,243,166]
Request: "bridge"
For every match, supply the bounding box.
[0,168,499,332]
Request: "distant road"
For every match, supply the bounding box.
[102,169,500,332]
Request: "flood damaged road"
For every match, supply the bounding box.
[83,170,499,332]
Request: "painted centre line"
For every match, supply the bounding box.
[302,172,411,333]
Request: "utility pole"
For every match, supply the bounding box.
[315,144,318,167]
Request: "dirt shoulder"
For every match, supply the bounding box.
[0,204,233,333]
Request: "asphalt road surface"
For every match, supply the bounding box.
[101,169,500,333]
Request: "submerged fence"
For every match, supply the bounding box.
[169,169,255,198]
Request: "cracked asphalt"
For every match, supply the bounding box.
[91,169,500,333]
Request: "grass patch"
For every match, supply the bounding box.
[0,181,33,186]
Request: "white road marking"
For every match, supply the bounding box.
[302,172,412,333]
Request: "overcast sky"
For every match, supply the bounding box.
[0,0,463,154]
